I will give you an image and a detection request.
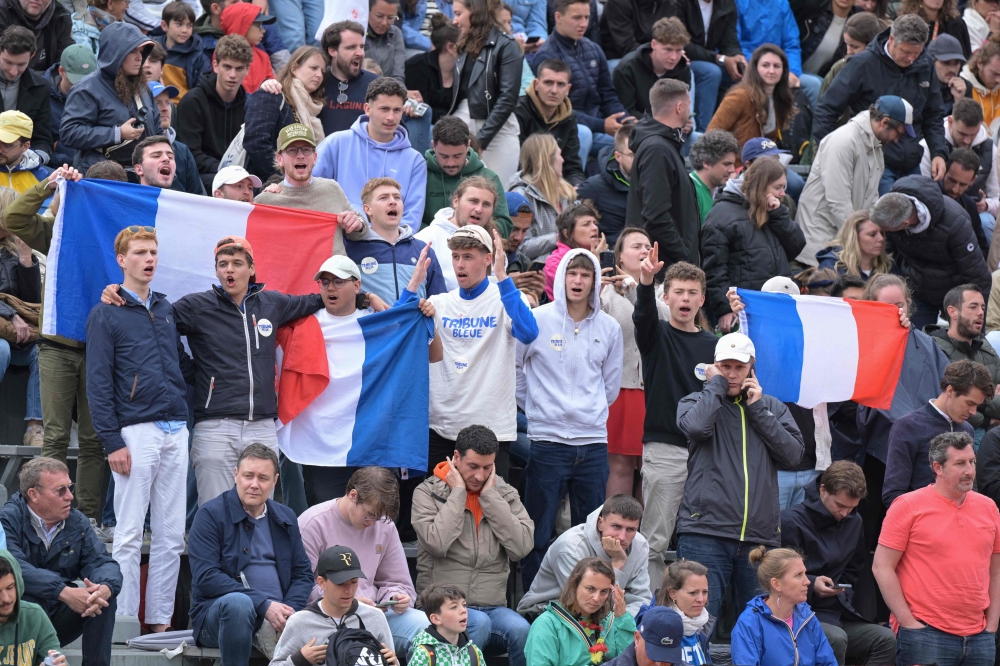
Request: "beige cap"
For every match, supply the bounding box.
[451,225,493,253]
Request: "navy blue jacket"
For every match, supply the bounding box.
[188,487,313,642]
[85,289,193,454]
[169,131,207,196]
[576,156,628,246]
[45,63,72,168]
[0,492,123,610]
[531,31,625,133]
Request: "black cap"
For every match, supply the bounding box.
[927,34,967,63]
[316,546,367,584]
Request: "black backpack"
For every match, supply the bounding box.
[326,617,387,666]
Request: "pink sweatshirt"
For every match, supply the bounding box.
[544,242,571,300]
[298,498,417,605]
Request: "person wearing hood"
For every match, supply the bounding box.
[870,175,992,329]
[219,3,274,94]
[0,550,64,665]
[517,496,648,619]
[576,123,631,246]
[314,76,427,230]
[46,44,95,170]
[613,18,693,121]
[422,116,512,234]
[176,33,249,192]
[0,0,72,72]
[814,16,949,195]
[625,78,700,274]
[516,245,624,588]
[0,27,53,166]
[780,462,897,665]
[796,96,908,267]
[59,22,161,173]
[513,58,585,187]
[0,110,51,193]
[150,80,205,195]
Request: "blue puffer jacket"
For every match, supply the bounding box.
[345,224,447,305]
[733,0,802,76]
[730,595,838,666]
[532,32,625,133]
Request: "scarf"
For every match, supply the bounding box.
[672,605,710,637]
[287,77,325,143]
[433,461,483,532]
[525,83,573,128]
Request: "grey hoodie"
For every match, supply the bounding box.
[516,505,650,618]
[268,598,394,666]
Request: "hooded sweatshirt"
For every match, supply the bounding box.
[314,114,427,231]
[919,116,999,217]
[176,72,247,191]
[269,598,394,666]
[345,224,447,304]
[415,208,461,292]
[0,550,61,666]
[152,30,211,101]
[516,248,624,445]
[409,626,485,666]
[422,147,512,234]
[220,3,274,94]
[0,149,51,194]
[962,63,1000,136]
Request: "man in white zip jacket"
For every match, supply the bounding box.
[516,245,624,589]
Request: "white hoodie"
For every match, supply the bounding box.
[415,207,460,291]
[516,248,624,445]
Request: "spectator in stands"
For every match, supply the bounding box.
[734,0,804,97]
[448,0,523,187]
[703,158,806,329]
[145,43,167,84]
[797,96,907,266]
[0,457,122,666]
[632,561,713,665]
[613,18,692,124]
[60,23,160,172]
[518,246,623,582]
[0,111,50,193]
[816,209,893,278]
[150,81,205,196]
[540,199,604,295]
[929,34,971,117]
[814,15,948,195]
[965,0,999,52]
[366,0,405,83]
[900,0,972,58]
[255,123,368,256]
[977,399,1000,507]
[598,0,671,61]
[188,444,312,665]
[412,424,534,665]
[875,431,1000,664]
[244,45,327,182]
[0,0,71,72]
[508,132,575,260]
[319,22,378,136]
[689,129,739,224]
[46,44,95,169]
[423,116,512,234]
[675,330,804,619]
[534,0,628,164]
[315,77,426,230]
[219,4,274,94]
[131,136,178,191]
[152,1,210,100]
[961,42,1000,136]
[514,59,585,186]
[779,461,896,665]
[870,175,992,328]
[211,164,259,202]
[505,192,537,270]
[731,546,838,666]
[797,0,859,105]
[0,552,64,664]
[85,225,192,633]
[938,149,992,252]
[405,15,459,125]
[576,122,631,245]
[519,495,649,618]
[626,78,700,273]
[298,466,429,655]
[0,27,51,166]
[410,583,485,666]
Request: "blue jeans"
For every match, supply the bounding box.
[0,340,41,420]
[676,533,762,619]
[268,0,323,49]
[799,73,824,113]
[777,469,819,509]
[577,124,616,166]
[879,165,921,196]
[386,607,430,658]
[197,592,258,666]
[510,410,530,468]
[785,166,805,203]
[403,112,432,155]
[279,452,308,516]
[690,60,722,132]
[466,605,529,666]
[896,625,995,666]
[521,441,609,588]
[981,212,995,247]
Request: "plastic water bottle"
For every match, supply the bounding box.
[43,650,62,666]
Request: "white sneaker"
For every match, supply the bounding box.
[89,518,115,543]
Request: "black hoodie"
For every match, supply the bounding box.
[0,0,72,71]
[176,72,247,191]
[612,43,691,118]
[625,116,701,270]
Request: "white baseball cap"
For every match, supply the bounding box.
[761,276,800,295]
[451,225,494,253]
[212,165,262,194]
[715,333,756,363]
[313,255,361,281]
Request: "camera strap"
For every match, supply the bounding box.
[104,94,147,163]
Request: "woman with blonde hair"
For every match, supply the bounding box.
[731,546,838,666]
[509,132,576,260]
[816,210,893,279]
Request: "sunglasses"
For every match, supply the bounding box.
[126,225,156,234]
[337,80,348,105]
[35,483,75,498]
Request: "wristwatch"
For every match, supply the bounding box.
[717,54,726,65]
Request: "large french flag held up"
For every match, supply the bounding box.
[736,288,909,409]
[43,178,338,341]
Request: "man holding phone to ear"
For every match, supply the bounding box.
[674,330,804,621]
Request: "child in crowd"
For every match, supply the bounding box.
[153,1,211,101]
[220,2,276,93]
[409,584,485,666]
[144,42,167,83]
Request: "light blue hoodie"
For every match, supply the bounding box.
[313,114,428,230]
[516,248,624,445]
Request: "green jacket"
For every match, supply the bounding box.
[523,602,636,666]
[0,550,61,666]
[422,147,512,236]
[409,627,485,666]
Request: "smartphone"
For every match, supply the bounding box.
[740,361,756,400]
[526,35,540,43]
[835,583,852,589]
[529,261,545,273]
[736,60,746,76]
[599,250,615,271]
[377,599,400,607]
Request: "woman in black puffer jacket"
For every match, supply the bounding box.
[702,158,806,331]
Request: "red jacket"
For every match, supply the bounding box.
[220,3,274,94]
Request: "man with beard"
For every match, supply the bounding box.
[60,22,162,173]
[132,135,177,190]
[0,552,64,664]
[0,110,51,193]
[149,81,204,196]
[0,0,72,72]
[319,21,377,136]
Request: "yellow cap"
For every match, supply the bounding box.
[0,111,32,144]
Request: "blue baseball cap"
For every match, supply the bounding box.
[741,137,789,164]
[506,191,532,215]
[638,607,684,663]
[148,81,180,100]
[875,95,916,138]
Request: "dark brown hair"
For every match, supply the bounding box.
[741,157,787,228]
[419,583,466,617]
[819,460,867,499]
[346,466,400,521]
[558,558,616,621]
[655,560,709,608]
[739,44,796,137]
[941,359,996,400]
[556,200,600,248]
[455,0,503,58]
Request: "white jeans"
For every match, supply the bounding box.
[453,100,521,189]
[112,422,188,624]
[191,418,278,506]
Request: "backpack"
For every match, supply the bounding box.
[326,618,388,666]
[218,97,285,170]
[415,643,481,666]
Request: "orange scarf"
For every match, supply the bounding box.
[433,461,483,532]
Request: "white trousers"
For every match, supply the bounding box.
[112,422,188,624]
[453,100,522,190]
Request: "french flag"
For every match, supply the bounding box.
[736,289,909,409]
[44,178,338,341]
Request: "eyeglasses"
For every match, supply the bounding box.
[370,11,399,23]
[318,277,355,288]
[337,80,349,105]
[35,483,75,497]
[0,140,23,151]
[126,225,156,234]
[283,146,315,157]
